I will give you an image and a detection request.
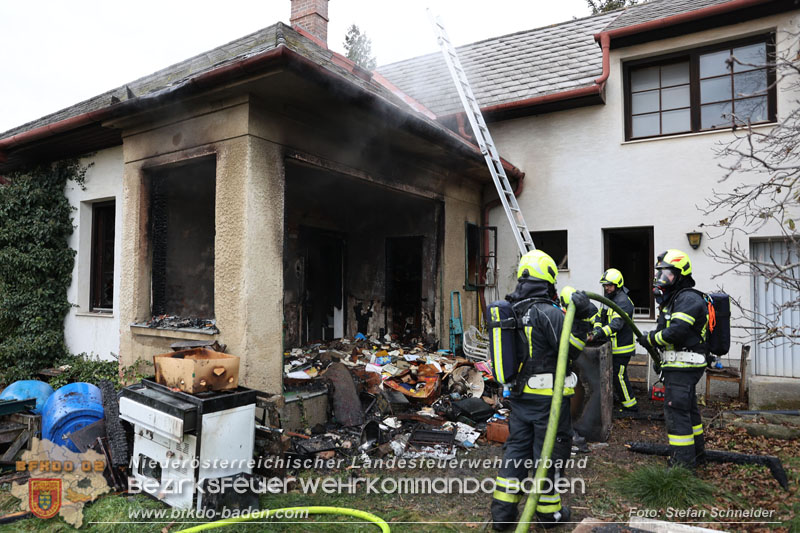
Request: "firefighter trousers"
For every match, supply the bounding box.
[663,368,706,468]
[491,395,572,526]
[613,355,638,410]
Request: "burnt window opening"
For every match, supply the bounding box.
[530,230,568,270]
[150,158,216,319]
[465,223,497,290]
[603,226,654,318]
[90,201,115,312]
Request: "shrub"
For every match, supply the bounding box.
[0,160,86,382]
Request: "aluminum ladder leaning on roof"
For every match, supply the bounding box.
[428,10,535,256]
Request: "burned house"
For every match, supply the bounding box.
[0,1,517,393]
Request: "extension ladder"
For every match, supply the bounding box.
[428,11,535,256]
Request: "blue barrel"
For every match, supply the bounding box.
[42,383,104,452]
[0,380,54,415]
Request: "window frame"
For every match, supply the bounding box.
[624,33,776,141]
[89,200,115,313]
[465,222,497,290]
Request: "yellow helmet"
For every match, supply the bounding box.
[559,286,576,307]
[517,250,557,284]
[600,268,624,288]
[656,249,692,276]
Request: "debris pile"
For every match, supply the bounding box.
[144,315,219,333]
[263,334,510,470]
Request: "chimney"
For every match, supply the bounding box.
[290,0,329,45]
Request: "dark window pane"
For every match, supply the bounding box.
[734,69,768,98]
[631,66,659,91]
[700,49,732,78]
[701,101,733,129]
[90,202,115,312]
[530,230,568,269]
[661,62,689,86]
[661,85,689,110]
[700,77,731,104]
[632,90,659,114]
[662,109,691,134]
[733,43,766,72]
[734,96,768,124]
[632,113,660,138]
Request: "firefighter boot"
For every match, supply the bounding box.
[537,505,571,529]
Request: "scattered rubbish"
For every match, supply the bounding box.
[277,331,514,465]
[463,326,490,361]
[325,363,365,427]
[145,315,219,333]
[42,382,104,453]
[486,419,510,444]
[0,381,54,415]
[153,348,239,393]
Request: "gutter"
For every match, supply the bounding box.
[593,0,776,42]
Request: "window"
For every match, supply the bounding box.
[603,227,654,318]
[465,223,497,289]
[90,201,115,312]
[530,230,568,270]
[625,35,775,140]
[149,158,216,318]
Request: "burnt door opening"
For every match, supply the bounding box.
[301,227,344,343]
[386,237,423,341]
[603,227,654,318]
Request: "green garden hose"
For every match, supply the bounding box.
[176,506,390,532]
[515,291,660,532]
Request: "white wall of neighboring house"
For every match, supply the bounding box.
[488,11,800,376]
[63,146,124,360]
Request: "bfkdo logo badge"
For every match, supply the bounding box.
[29,478,61,519]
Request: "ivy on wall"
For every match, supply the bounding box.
[0,160,86,382]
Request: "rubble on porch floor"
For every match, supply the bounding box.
[260,334,509,470]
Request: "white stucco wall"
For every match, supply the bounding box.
[63,146,124,360]
[488,12,800,363]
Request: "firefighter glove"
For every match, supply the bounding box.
[637,332,654,351]
[570,290,593,319]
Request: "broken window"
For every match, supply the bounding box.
[90,201,115,312]
[603,226,654,318]
[465,223,497,289]
[149,158,216,319]
[530,230,568,270]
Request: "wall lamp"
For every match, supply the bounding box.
[686,231,702,250]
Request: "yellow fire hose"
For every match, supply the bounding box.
[515,291,660,532]
[176,506,390,532]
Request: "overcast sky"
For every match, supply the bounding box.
[0,0,593,133]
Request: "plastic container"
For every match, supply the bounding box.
[0,380,54,415]
[41,383,104,452]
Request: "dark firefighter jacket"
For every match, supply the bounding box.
[506,280,591,395]
[592,287,635,357]
[649,280,709,370]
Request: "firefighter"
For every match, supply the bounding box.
[637,249,708,469]
[588,268,638,413]
[490,250,593,530]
